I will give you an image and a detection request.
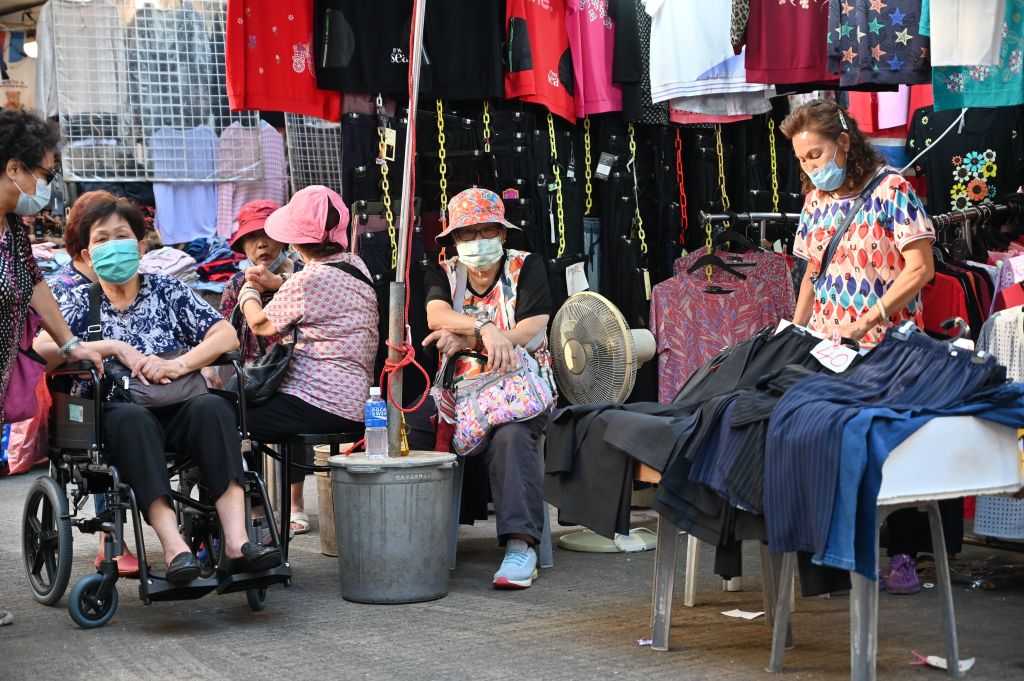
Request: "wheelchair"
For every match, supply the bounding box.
[20,354,292,628]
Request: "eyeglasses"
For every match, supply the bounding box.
[28,164,59,184]
[453,224,501,242]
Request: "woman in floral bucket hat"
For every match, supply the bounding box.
[423,187,553,590]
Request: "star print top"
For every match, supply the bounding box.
[828,0,931,86]
[794,170,934,348]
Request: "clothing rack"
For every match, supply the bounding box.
[929,203,1013,254]
[699,210,801,244]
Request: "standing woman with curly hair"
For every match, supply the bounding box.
[781,99,941,597]
[781,99,936,347]
[0,110,103,626]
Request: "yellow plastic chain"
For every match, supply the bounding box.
[436,100,449,225]
[768,117,780,213]
[546,113,566,258]
[583,116,593,217]
[714,124,732,224]
[377,126,397,269]
[482,100,491,154]
[628,123,647,254]
[704,215,714,282]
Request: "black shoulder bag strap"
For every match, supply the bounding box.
[87,283,104,342]
[326,261,375,289]
[812,169,896,286]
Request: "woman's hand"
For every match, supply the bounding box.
[422,329,475,357]
[835,319,871,342]
[133,355,188,385]
[245,266,283,292]
[67,341,105,375]
[108,341,148,384]
[480,323,517,373]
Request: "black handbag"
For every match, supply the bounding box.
[240,260,374,405]
[88,284,208,408]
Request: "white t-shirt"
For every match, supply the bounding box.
[644,0,734,104]
[926,0,1006,67]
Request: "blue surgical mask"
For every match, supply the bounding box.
[807,145,847,192]
[14,174,52,215]
[455,237,504,270]
[90,239,140,284]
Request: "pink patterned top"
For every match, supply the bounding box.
[264,253,378,421]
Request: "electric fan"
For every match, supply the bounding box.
[549,292,659,553]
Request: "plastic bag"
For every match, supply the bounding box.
[2,379,51,476]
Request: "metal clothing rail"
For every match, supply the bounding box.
[699,210,801,244]
[929,203,1012,254]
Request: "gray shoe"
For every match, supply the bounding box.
[0,609,13,626]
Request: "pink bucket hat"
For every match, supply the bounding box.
[265,185,350,249]
[435,187,520,242]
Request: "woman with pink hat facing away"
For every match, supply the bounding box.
[237,186,378,535]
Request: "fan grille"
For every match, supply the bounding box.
[551,293,636,404]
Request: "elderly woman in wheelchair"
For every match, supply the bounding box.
[31,195,282,623]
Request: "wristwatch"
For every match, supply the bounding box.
[474,318,493,339]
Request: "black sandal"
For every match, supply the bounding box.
[165,552,202,584]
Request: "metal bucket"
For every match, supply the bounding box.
[329,451,456,604]
[314,443,355,557]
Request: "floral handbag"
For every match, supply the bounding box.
[435,346,555,456]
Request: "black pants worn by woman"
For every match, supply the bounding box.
[103,394,245,513]
[245,393,363,483]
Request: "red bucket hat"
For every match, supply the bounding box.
[435,188,520,242]
[265,185,350,249]
[229,200,282,254]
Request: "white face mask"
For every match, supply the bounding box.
[456,237,504,269]
[13,172,52,215]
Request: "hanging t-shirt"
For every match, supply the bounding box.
[906,106,1024,212]
[423,0,504,100]
[793,171,935,348]
[215,121,289,238]
[150,126,219,244]
[506,0,576,121]
[930,0,1024,111]
[644,0,734,104]
[566,0,623,116]
[922,0,1006,67]
[313,0,432,96]
[226,0,341,121]
[827,0,931,87]
[741,0,839,86]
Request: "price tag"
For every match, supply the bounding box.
[549,211,556,243]
[810,338,858,373]
[595,151,616,180]
[642,268,652,301]
[378,127,397,162]
[502,188,520,200]
[565,261,589,296]
[69,403,84,423]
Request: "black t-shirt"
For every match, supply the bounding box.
[424,253,552,322]
[313,0,433,95]
[423,0,504,100]
[906,106,1024,213]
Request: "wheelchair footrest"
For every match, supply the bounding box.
[216,564,292,595]
[141,576,220,603]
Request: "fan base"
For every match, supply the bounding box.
[557,528,658,553]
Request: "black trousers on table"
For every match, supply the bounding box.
[103,394,244,514]
[245,393,363,484]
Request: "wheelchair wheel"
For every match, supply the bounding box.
[246,586,268,612]
[68,574,118,628]
[22,476,73,606]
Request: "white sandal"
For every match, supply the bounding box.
[290,511,311,535]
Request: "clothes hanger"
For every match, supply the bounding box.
[686,252,749,280]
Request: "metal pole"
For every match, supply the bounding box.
[386,0,427,455]
[699,210,800,224]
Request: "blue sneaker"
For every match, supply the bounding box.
[493,545,538,590]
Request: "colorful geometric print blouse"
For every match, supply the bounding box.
[794,171,935,348]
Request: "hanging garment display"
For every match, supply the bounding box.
[739,0,839,87]
[611,0,668,124]
[929,0,1024,111]
[644,0,734,104]
[215,120,288,238]
[226,0,341,121]
[423,0,504,100]
[923,0,1007,67]
[566,0,623,117]
[827,0,931,87]
[907,106,1024,212]
[150,125,219,243]
[0,30,35,111]
[505,0,576,122]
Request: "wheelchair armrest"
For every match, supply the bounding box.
[210,352,243,367]
[48,361,101,378]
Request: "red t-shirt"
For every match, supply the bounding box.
[742,0,838,86]
[922,272,969,336]
[505,0,576,122]
[226,0,342,121]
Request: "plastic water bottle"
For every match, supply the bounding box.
[364,387,388,459]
